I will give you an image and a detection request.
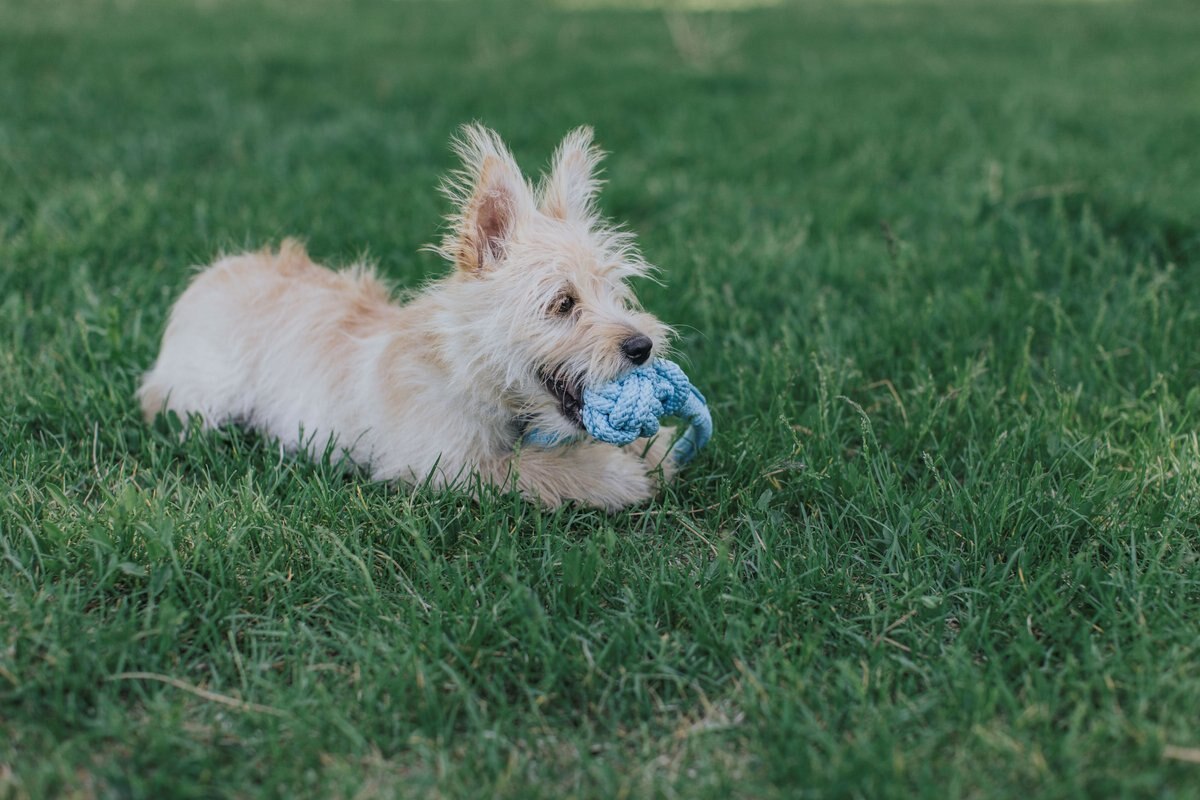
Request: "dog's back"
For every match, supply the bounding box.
[138,239,396,440]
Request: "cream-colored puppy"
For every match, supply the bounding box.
[139,125,678,509]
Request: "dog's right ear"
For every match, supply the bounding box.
[438,124,533,275]
[540,126,603,222]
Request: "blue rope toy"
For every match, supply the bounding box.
[523,360,712,465]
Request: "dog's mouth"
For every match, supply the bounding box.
[539,370,584,427]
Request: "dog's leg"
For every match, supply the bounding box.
[510,442,659,511]
[624,425,679,483]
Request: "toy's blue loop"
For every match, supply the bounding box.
[668,384,712,465]
[520,427,576,448]
[522,359,711,465]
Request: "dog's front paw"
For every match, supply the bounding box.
[511,441,658,511]
[626,425,679,484]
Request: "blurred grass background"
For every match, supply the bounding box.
[2,0,1199,797]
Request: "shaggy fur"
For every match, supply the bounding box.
[139,125,680,510]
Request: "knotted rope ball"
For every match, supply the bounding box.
[524,359,712,465]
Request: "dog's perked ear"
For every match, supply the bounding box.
[439,123,534,275]
[539,126,604,222]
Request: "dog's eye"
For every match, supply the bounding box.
[552,294,577,317]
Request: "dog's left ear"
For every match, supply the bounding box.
[540,126,604,222]
[440,124,533,275]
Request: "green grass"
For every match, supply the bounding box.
[3,0,1200,796]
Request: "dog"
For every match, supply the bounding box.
[138,124,679,510]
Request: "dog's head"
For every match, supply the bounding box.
[433,124,671,441]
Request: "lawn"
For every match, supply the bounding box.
[2,0,1200,796]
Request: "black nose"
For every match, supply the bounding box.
[621,334,653,365]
